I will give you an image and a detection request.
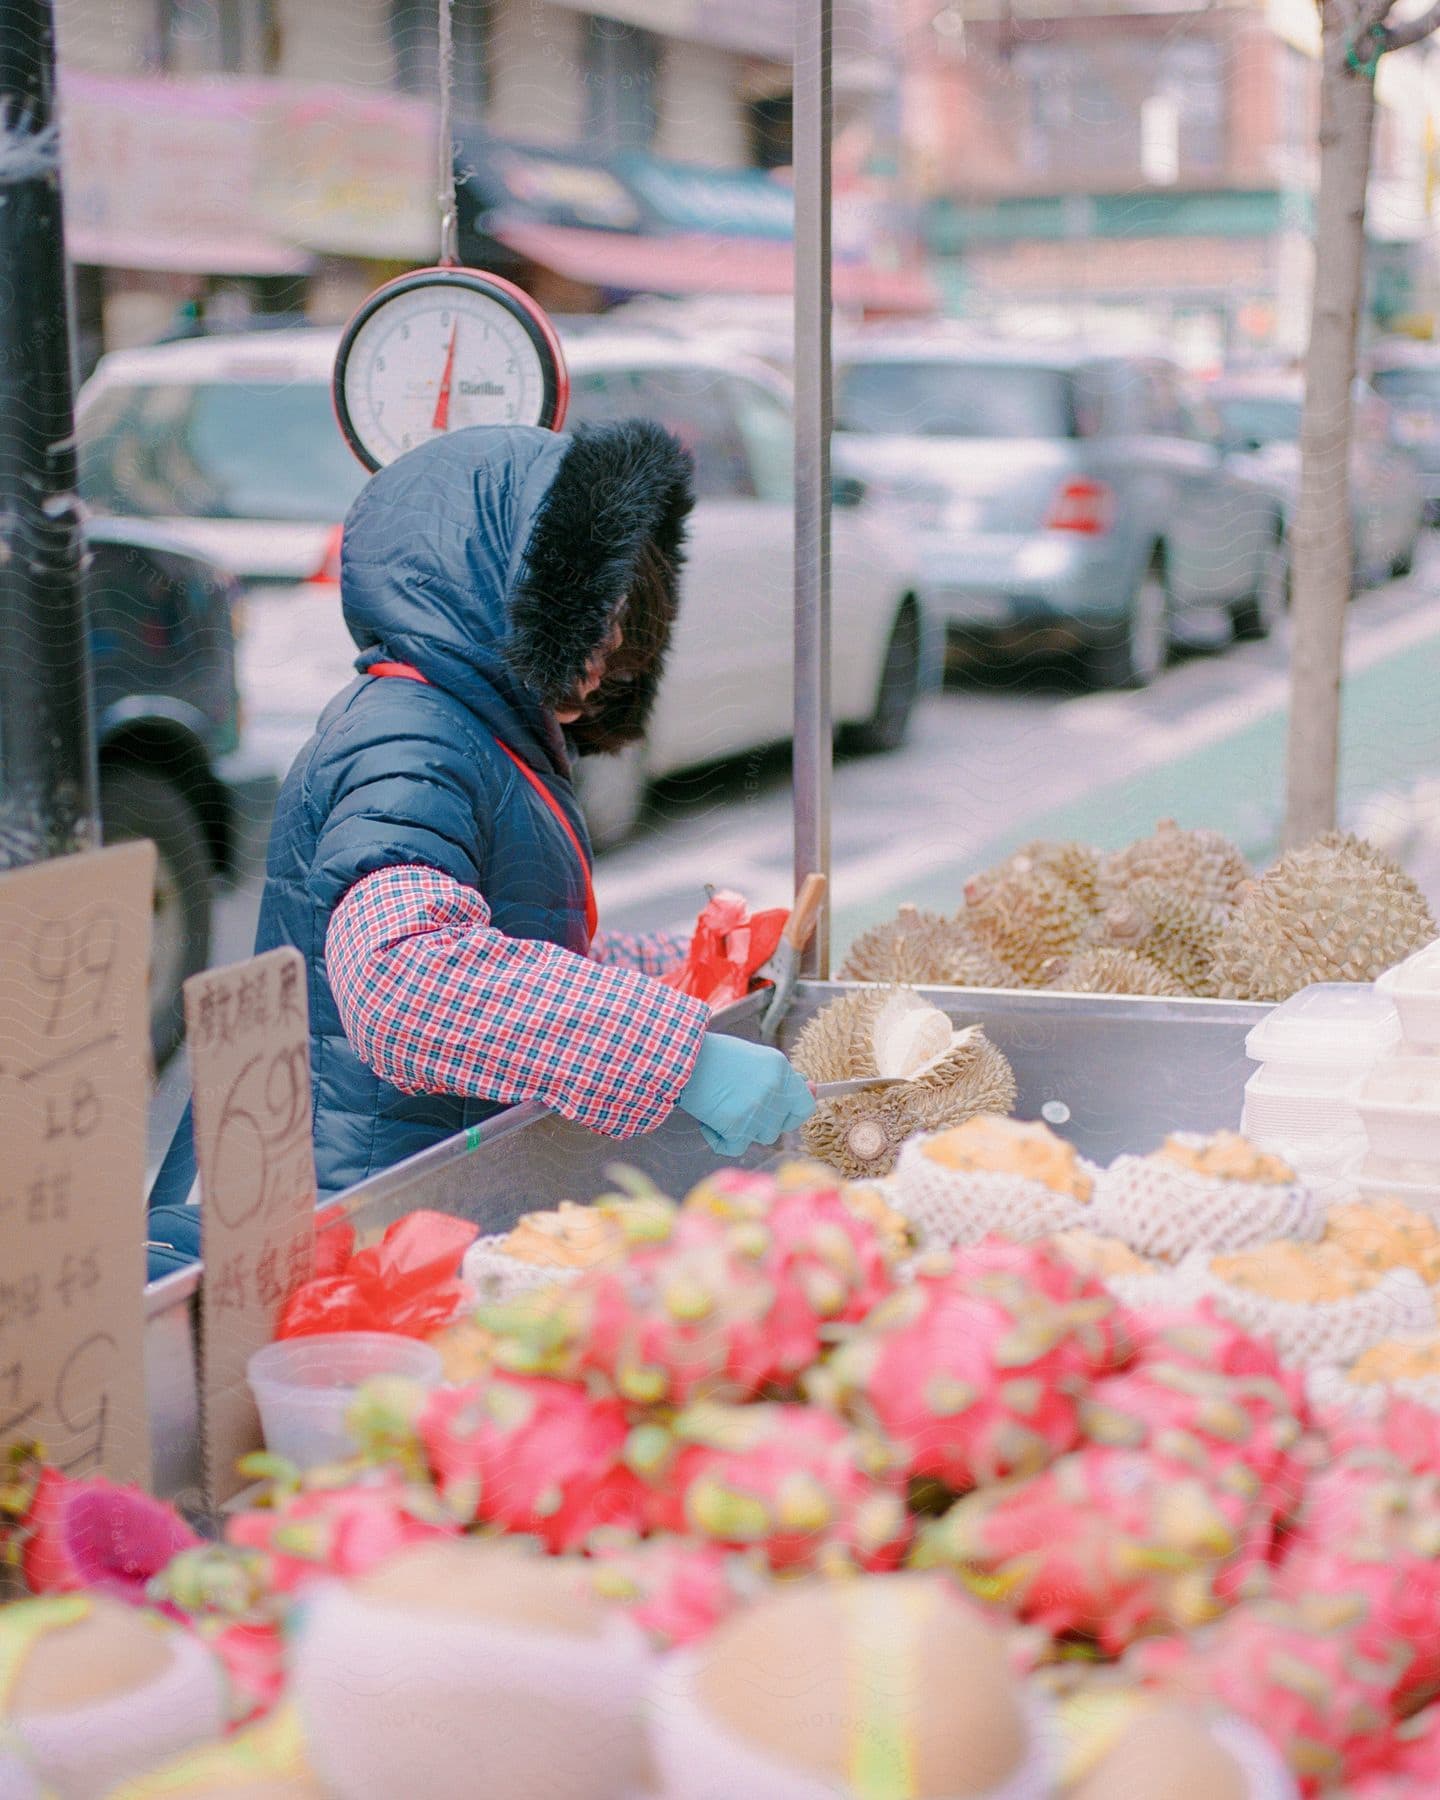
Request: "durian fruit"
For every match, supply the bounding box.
[961,865,1092,987]
[1212,833,1438,1003]
[839,904,1019,989]
[1098,819,1250,913]
[1086,879,1229,996]
[1043,947,1186,999]
[789,987,1017,1179]
[981,839,1103,914]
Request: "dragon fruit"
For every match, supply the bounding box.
[585,1536,769,1648]
[481,1210,834,1405]
[648,1401,911,1573]
[1080,1359,1308,1523]
[949,1236,1133,1374]
[1152,1596,1406,1793]
[1128,1300,1301,1383]
[419,1373,652,1552]
[811,1253,1104,1493]
[226,1468,458,1595]
[1276,1543,1440,1712]
[913,1443,1269,1653]
[20,1467,199,1602]
[1349,1705,1440,1796]
[681,1163,897,1315]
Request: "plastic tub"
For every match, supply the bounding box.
[1245,982,1400,1069]
[247,1332,443,1471]
[1377,940,1440,1047]
[1242,1065,1362,1136]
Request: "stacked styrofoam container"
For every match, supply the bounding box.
[1358,942,1440,1213]
[1241,982,1401,1197]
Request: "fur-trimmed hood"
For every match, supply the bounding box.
[339,420,693,766]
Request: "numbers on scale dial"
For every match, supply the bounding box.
[340,283,548,468]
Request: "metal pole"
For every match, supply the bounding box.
[793,0,833,976]
[0,0,96,867]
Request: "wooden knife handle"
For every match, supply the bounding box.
[784,873,827,952]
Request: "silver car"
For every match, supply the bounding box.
[1209,373,1424,590]
[834,342,1288,688]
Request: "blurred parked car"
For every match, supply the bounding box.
[78,330,925,849]
[1366,342,1440,522]
[832,340,1289,688]
[87,519,251,1063]
[1208,373,1424,588]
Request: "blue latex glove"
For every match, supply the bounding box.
[677,1033,816,1158]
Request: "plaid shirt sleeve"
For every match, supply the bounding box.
[325,865,710,1138]
[590,927,690,977]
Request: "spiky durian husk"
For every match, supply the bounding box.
[1098,819,1250,913]
[1044,947,1186,999]
[983,840,1104,914]
[1085,879,1229,997]
[961,868,1092,988]
[789,988,1017,1180]
[839,905,1018,989]
[1211,834,1437,1002]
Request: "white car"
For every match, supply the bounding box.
[78,330,925,847]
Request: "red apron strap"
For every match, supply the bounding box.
[368,660,598,946]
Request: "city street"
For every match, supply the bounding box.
[149,540,1440,1166]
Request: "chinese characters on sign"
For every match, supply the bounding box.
[0,843,155,1487]
[186,946,317,1507]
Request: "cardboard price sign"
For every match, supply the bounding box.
[185,946,316,1505]
[0,842,155,1486]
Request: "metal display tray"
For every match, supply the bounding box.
[143,982,1267,1503]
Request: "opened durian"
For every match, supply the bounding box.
[1211,833,1437,1002]
[1098,819,1250,913]
[1086,879,1229,996]
[962,865,1091,988]
[1043,947,1185,998]
[790,988,1017,1178]
[839,905,1018,989]
[980,839,1103,914]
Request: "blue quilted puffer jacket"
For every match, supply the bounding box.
[152,420,691,1210]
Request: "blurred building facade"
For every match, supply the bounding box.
[899,0,1439,364]
[55,0,923,371]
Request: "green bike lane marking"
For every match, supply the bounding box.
[832,630,1440,948]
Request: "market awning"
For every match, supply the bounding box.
[492,219,935,312]
[64,226,312,277]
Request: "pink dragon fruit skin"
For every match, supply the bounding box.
[226,1469,458,1596]
[914,1444,1271,1654]
[1348,1704,1440,1797]
[585,1537,768,1649]
[817,1261,1095,1492]
[419,1373,651,1552]
[652,1402,911,1574]
[1163,1599,1406,1794]
[20,1467,200,1602]
[1080,1359,1308,1524]
[1276,1543,1440,1711]
[951,1238,1132,1374]
[1129,1300,1298,1383]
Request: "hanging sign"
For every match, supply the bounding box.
[0,843,154,1487]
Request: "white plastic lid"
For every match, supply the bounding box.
[1245,982,1401,1067]
[1377,938,1440,995]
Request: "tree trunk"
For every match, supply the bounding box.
[1283,12,1377,848]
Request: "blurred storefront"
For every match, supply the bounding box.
[901,0,1435,366]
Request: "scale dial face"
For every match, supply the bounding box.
[333,268,568,471]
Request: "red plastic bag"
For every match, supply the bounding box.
[276,1210,477,1340]
[661,890,788,1009]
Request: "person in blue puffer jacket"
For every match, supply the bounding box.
[150,419,813,1226]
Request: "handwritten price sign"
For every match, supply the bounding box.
[0,842,155,1486]
[186,946,317,1505]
